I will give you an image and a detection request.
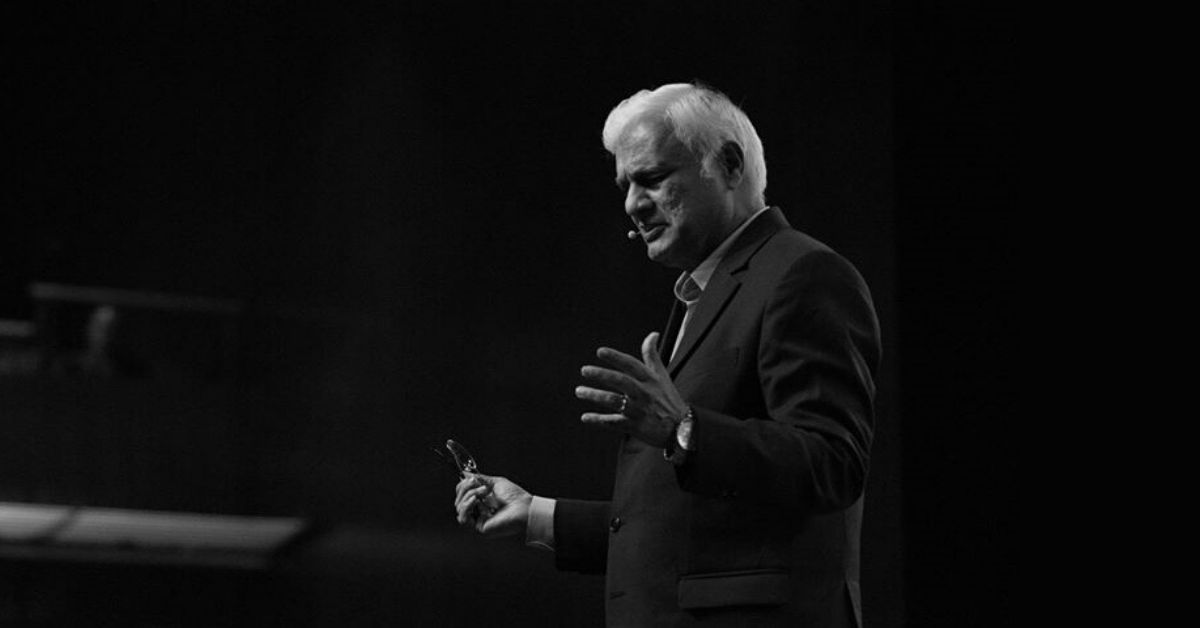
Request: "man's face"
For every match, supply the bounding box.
[615,122,733,271]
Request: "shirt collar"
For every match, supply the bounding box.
[674,206,770,301]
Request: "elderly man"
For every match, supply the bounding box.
[455,83,880,627]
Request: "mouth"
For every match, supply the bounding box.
[638,224,667,242]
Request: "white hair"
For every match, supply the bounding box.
[602,83,767,207]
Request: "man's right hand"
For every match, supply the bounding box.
[454,474,532,539]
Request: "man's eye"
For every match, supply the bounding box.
[639,173,667,188]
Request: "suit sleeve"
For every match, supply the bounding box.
[676,249,881,515]
[552,498,610,574]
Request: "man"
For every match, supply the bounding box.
[455,83,880,627]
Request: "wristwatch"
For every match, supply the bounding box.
[663,406,695,465]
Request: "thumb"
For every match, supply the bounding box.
[642,331,666,373]
[465,470,489,487]
[465,472,495,488]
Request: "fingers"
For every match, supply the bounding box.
[456,484,492,525]
[580,411,627,428]
[455,474,490,501]
[579,334,666,406]
[455,475,494,526]
[455,476,476,498]
[641,332,666,373]
[580,364,638,393]
[593,332,666,381]
[575,385,626,410]
[595,347,649,379]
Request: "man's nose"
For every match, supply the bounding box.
[625,185,652,217]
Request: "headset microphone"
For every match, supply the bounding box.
[627,230,639,240]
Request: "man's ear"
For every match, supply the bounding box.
[719,142,745,190]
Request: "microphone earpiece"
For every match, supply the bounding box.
[627,230,639,240]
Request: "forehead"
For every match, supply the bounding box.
[614,121,691,174]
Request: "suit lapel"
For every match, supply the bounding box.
[667,271,740,374]
[659,299,685,358]
[667,208,790,376]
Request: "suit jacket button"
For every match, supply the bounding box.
[609,516,623,533]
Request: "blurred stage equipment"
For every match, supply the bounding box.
[0,502,308,570]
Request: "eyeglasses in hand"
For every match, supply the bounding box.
[433,439,497,519]
[432,439,482,479]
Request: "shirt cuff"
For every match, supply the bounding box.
[525,495,556,551]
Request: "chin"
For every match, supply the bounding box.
[646,245,684,270]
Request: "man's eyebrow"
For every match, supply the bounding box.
[615,165,643,190]
[615,162,668,190]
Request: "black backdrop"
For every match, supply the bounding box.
[2,1,1012,626]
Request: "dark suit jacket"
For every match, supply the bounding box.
[555,208,881,627]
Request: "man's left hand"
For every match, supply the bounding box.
[576,331,688,448]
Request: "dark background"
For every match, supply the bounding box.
[1,1,1012,626]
